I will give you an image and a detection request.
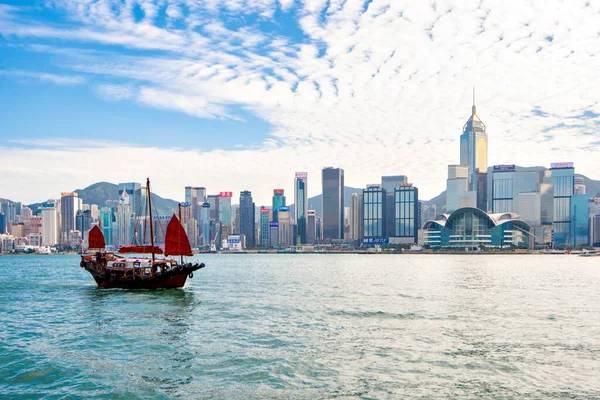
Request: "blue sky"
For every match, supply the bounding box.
[1,0,599,204]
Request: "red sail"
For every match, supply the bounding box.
[88,225,106,249]
[118,246,164,254]
[164,214,193,257]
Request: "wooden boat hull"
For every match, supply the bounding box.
[81,257,205,289]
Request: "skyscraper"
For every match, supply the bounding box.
[41,203,58,246]
[99,206,114,246]
[551,162,575,247]
[348,193,363,243]
[381,175,408,238]
[362,184,386,242]
[118,182,142,216]
[278,206,292,248]
[272,189,286,222]
[116,190,133,246]
[219,192,233,240]
[76,209,92,241]
[199,202,211,246]
[460,88,488,190]
[322,167,344,240]
[60,192,82,243]
[294,172,308,244]
[206,194,220,223]
[394,184,419,244]
[259,207,271,248]
[446,165,475,212]
[185,186,206,231]
[492,165,515,213]
[239,191,255,248]
[0,213,5,235]
[571,194,589,247]
[306,210,317,245]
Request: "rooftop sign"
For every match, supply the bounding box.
[550,162,574,169]
[260,208,270,213]
[279,206,290,212]
[295,172,308,178]
[270,221,279,227]
[366,184,381,189]
[61,192,77,197]
[398,183,413,187]
[219,191,233,197]
[274,189,284,195]
[493,164,516,171]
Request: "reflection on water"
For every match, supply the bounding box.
[1,254,600,399]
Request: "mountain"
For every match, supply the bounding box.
[27,182,179,216]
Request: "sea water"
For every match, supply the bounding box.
[1,254,599,399]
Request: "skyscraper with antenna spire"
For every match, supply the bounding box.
[460,86,488,191]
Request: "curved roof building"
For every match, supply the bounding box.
[423,207,531,249]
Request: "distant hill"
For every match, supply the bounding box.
[27,182,179,216]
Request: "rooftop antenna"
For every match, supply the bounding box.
[472,85,476,115]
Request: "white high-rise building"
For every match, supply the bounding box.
[60,192,82,243]
[90,204,99,221]
[41,205,58,246]
[446,165,476,212]
[348,193,363,241]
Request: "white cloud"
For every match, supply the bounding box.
[1,0,600,205]
[0,70,85,85]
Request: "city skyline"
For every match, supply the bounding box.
[1,1,600,205]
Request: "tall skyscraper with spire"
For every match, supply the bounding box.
[460,87,488,191]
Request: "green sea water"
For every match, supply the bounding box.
[1,254,599,399]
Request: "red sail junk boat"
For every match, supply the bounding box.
[80,178,205,289]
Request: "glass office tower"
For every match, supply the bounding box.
[294,173,308,244]
[322,167,344,240]
[395,185,419,244]
[492,165,515,213]
[551,163,574,247]
[239,191,255,248]
[460,93,488,191]
[570,193,589,247]
[259,207,270,248]
[362,185,385,240]
[272,190,286,222]
[381,175,408,237]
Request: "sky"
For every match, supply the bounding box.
[0,0,599,205]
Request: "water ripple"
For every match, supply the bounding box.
[1,254,600,399]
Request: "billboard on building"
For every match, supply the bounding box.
[493,164,516,171]
[219,192,233,197]
[274,189,284,194]
[550,162,574,169]
[362,237,389,245]
[295,172,308,178]
[270,221,279,227]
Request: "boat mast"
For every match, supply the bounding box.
[178,203,184,265]
[147,178,155,263]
